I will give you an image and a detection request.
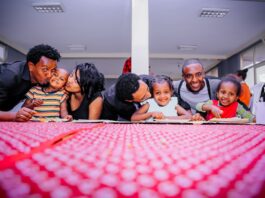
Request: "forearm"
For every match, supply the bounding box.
[177,114,192,119]
[60,101,69,118]
[0,111,16,121]
[201,104,213,112]
[131,112,153,121]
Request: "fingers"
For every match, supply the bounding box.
[191,113,205,121]
[152,112,165,119]
[214,109,223,118]
[64,115,73,121]
[15,107,36,122]
[33,99,43,107]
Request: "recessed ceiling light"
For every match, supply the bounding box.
[32,2,64,13]
[200,8,229,18]
[178,45,197,51]
[68,44,86,51]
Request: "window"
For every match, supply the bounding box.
[0,44,7,63]
[256,63,265,83]
[240,41,265,86]
[254,42,265,64]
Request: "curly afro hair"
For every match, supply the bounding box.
[26,44,61,65]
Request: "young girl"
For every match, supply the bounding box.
[196,76,255,122]
[23,68,72,121]
[131,75,192,121]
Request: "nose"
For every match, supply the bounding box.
[46,71,53,80]
[191,75,199,82]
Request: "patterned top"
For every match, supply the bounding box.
[26,86,67,118]
[196,99,255,122]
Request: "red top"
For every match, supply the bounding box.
[206,99,238,120]
[122,57,131,74]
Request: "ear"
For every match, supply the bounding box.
[27,61,35,72]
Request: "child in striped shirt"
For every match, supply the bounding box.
[23,68,72,121]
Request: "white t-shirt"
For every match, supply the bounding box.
[142,97,178,120]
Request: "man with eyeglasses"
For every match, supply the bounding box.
[173,59,220,115]
[101,73,152,121]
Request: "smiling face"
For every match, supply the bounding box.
[49,68,69,90]
[183,63,205,92]
[65,68,81,93]
[28,56,57,86]
[217,81,239,106]
[153,81,173,106]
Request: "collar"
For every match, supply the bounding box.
[21,62,31,82]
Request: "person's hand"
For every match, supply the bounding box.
[32,99,43,107]
[210,106,223,118]
[15,107,36,122]
[151,112,165,120]
[191,113,205,121]
[63,115,73,121]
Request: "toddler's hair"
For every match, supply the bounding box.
[217,76,241,96]
[152,75,174,95]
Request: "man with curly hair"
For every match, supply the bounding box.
[0,44,61,121]
[101,73,151,121]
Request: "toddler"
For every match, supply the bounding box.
[131,75,191,121]
[23,68,72,121]
[196,76,255,122]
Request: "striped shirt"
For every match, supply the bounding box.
[26,86,67,118]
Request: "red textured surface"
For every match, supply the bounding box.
[0,123,265,198]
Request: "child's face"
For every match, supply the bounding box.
[49,68,69,90]
[153,81,173,106]
[65,69,81,93]
[217,82,239,106]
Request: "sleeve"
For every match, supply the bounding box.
[172,97,179,104]
[89,91,102,103]
[0,69,17,104]
[60,93,68,103]
[25,87,35,100]
[196,100,213,112]
[237,103,255,122]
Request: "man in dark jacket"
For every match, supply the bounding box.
[101,73,152,121]
[0,44,60,121]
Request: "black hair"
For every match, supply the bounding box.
[75,63,105,98]
[236,68,248,80]
[217,76,241,96]
[26,44,61,64]
[182,59,204,74]
[116,73,140,101]
[152,75,174,95]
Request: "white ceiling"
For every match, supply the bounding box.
[1,0,265,79]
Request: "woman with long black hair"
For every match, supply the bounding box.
[65,63,104,120]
